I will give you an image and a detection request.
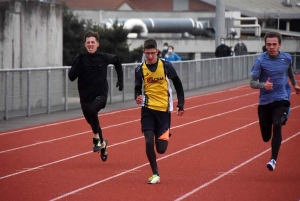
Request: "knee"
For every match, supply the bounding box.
[156,139,168,154]
[262,137,269,142]
[157,148,166,154]
[273,121,282,132]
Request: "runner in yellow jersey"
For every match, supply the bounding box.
[134,38,185,184]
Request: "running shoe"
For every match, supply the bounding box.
[266,159,276,171]
[148,174,160,184]
[93,138,101,152]
[100,139,108,162]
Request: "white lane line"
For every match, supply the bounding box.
[0,119,139,154]
[0,92,258,153]
[49,121,260,201]
[0,102,261,179]
[0,136,143,180]
[0,88,254,135]
[174,132,300,201]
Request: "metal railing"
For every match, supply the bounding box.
[1,54,299,120]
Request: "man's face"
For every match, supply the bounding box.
[143,48,157,64]
[266,37,281,57]
[84,37,99,54]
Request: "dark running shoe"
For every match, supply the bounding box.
[100,139,108,162]
[93,138,101,152]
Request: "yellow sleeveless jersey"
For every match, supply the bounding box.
[141,59,173,112]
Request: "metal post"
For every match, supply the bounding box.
[293,53,297,70]
[27,70,31,117]
[187,62,190,90]
[209,60,211,86]
[179,62,183,80]
[277,10,280,30]
[195,61,198,89]
[47,69,51,114]
[201,61,204,87]
[110,67,113,104]
[65,69,68,111]
[122,66,125,101]
[5,71,9,120]
[221,59,224,83]
[215,0,226,48]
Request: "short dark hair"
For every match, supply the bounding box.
[144,38,157,49]
[163,42,168,46]
[84,30,99,42]
[264,31,282,44]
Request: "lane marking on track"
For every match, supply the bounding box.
[0,92,258,152]
[174,131,300,201]
[3,105,300,199]
[0,136,143,180]
[49,123,300,201]
[0,102,264,179]
[0,87,254,135]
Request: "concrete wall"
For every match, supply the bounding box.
[0,1,63,69]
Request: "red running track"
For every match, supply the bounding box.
[0,82,300,201]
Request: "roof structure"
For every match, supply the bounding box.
[58,0,137,10]
[58,0,215,11]
[201,0,300,19]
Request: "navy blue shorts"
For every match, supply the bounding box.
[141,107,171,139]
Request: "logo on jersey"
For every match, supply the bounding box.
[147,77,164,83]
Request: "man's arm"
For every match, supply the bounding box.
[250,76,265,89]
[108,55,124,91]
[215,47,218,57]
[134,66,143,100]
[171,76,185,111]
[68,54,82,81]
[287,66,297,87]
[244,44,248,53]
[288,66,300,94]
[175,54,181,61]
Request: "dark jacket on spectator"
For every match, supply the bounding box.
[215,44,231,58]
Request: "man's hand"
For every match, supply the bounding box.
[264,77,273,90]
[136,95,143,104]
[176,106,184,116]
[294,85,300,95]
[116,81,124,91]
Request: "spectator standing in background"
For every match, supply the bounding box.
[229,46,234,56]
[234,38,248,56]
[161,42,169,58]
[215,37,231,58]
[164,45,181,61]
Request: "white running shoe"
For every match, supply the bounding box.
[266,159,276,171]
[148,174,160,184]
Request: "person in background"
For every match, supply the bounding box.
[250,31,300,171]
[234,38,248,56]
[229,46,234,56]
[164,45,181,61]
[161,42,169,58]
[215,37,231,58]
[68,30,124,162]
[135,38,185,184]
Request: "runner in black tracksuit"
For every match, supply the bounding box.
[68,30,123,162]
